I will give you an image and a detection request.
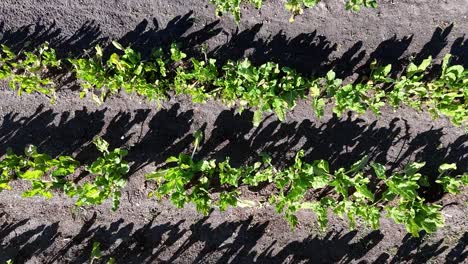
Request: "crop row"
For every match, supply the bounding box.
[0,42,466,126]
[0,137,128,211]
[210,0,378,22]
[1,136,466,237]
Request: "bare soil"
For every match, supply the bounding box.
[0,0,467,263]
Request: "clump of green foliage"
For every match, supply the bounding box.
[72,42,466,126]
[146,139,467,237]
[0,137,129,211]
[0,135,466,237]
[345,0,378,12]
[65,137,129,211]
[210,0,263,22]
[0,42,60,101]
[0,145,79,198]
[1,41,467,127]
[69,42,186,104]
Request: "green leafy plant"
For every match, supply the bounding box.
[1,137,466,237]
[375,162,445,236]
[146,132,263,214]
[314,55,467,126]
[90,241,103,264]
[146,144,466,237]
[435,163,466,194]
[147,153,217,215]
[0,43,60,101]
[0,145,79,198]
[2,40,467,127]
[346,0,378,12]
[173,56,218,103]
[213,59,309,126]
[210,0,263,22]
[66,137,129,211]
[69,41,172,104]
[285,0,321,22]
[0,137,129,211]
[427,54,467,126]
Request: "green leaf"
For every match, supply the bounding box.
[326,70,336,81]
[303,0,320,8]
[462,174,468,185]
[314,160,329,174]
[371,163,386,180]
[194,129,204,148]
[93,136,109,153]
[91,241,103,260]
[441,54,452,73]
[0,181,12,191]
[166,156,179,163]
[355,185,375,201]
[21,170,44,180]
[436,176,462,194]
[253,110,263,127]
[24,145,38,157]
[112,41,124,51]
[95,45,103,57]
[348,155,370,174]
[383,64,392,76]
[418,56,432,71]
[312,98,325,118]
[438,163,457,173]
[407,63,418,76]
[310,174,330,189]
[404,162,425,175]
[112,190,122,211]
[145,170,167,181]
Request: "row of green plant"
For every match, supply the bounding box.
[211,0,378,22]
[145,132,467,237]
[0,135,466,237]
[1,42,467,126]
[0,137,129,211]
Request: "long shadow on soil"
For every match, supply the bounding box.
[0,20,106,58]
[0,213,59,263]
[0,103,193,165]
[0,12,221,59]
[1,213,466,263]
[1,13,465,80]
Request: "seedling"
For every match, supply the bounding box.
[0,43,60,102]
[346,0,378,12]
[0,137,129,211]
[66,137,129,211]
[210,0,263,22]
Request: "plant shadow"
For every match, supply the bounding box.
[0,212,466,263]
[1,13,465,81]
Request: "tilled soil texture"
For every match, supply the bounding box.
[0,0,467,263]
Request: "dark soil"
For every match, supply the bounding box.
[0,0,467,263]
